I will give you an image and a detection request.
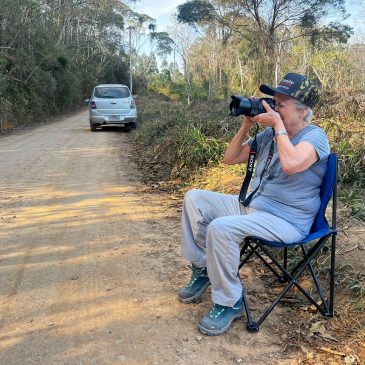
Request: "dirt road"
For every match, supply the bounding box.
[0,110,299,365]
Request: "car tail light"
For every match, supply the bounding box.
[90,101,97,109]
[130,99,136,109]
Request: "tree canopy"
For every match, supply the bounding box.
[177,0,353,82]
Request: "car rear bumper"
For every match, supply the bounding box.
[89,115,137,126]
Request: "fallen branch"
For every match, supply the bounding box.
[318,347,346,356]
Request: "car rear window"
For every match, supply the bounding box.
[94,87,130,99]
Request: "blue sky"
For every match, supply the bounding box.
[346,0,365,40]
[132,0,186,66]
[136,0,186,32]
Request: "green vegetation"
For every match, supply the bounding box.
[0,1,127,129]
[135,91,235,177]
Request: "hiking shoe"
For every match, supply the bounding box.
[178,264,210,303]
[198,297,244,336]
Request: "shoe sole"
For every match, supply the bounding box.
[178,282,211,303]
[198,310,244,336]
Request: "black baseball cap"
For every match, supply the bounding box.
[259,72,321,108]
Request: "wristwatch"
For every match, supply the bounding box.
[276,129,288,137]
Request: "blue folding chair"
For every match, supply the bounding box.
[239,153,338,331]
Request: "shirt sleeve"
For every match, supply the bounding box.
[299,126,330,161]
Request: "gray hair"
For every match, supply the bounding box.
[294,100,312,123]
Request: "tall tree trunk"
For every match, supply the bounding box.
[208,77,213,101]
[237,57,244,91]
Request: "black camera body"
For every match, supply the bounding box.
[229,96,276,117]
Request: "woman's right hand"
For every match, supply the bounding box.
[242,116,256,130]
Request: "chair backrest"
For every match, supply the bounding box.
[310,153,338,234]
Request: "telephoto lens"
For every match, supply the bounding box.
[229,96,275,117]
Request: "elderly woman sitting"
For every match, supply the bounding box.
[178,72,330,336]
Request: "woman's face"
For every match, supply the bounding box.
[274,93,307,126]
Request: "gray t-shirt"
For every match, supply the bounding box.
[247,125,330,236]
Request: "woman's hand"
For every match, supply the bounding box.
[242,115,256,130]
[251,100,283,129]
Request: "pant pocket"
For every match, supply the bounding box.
[195,208,215,248]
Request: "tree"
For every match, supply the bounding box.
[161,59,169,70]
[135,53,158,80]
[167,20,197,104]
[149,32,174,57]
[177,0,352,83]
[0,0,147,126]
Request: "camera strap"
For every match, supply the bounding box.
[239,128,275,207]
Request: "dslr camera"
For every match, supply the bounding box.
[229,96,275,117]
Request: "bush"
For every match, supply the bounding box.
[148,78,208,102]
[316,92,365,218]
[135,90,249,179]
[172,125,227,178]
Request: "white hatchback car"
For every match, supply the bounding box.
[87,84,137,132]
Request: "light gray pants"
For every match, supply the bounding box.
[181,189,305,307]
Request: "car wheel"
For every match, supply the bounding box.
[121,125,132,133]
[90,124,97,132]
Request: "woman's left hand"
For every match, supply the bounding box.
[251,100,283,129]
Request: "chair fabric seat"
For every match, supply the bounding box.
[257,227,337,248]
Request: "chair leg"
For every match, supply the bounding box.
[327,234,337,317]
[239,242,255,270]
[239,234,336,330]
[253,247,329,328]
[264,238,331,314]
[241,284,260,332]
[255,249,283,280]
[242,237,332,329]
[301,245,330,313]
